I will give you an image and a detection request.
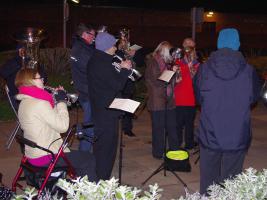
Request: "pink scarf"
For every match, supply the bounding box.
[19,86,55,108]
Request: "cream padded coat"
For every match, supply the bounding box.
[16,94,70,159]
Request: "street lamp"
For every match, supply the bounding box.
[63,0,79,48]
[206,11,214,18]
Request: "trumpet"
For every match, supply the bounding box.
[44,86,78,106]
[112,54,142,81]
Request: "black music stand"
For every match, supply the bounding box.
[141,70,187,189]
[109,98,141,184]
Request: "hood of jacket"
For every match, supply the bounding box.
[208,48,247,80]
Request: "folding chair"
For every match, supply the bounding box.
[4,85,22,150]
[12,124,77,196]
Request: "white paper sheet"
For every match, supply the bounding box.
[109,98,141,113]
[129,44,142,51]
[158,70,175,83]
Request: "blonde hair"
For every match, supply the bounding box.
[15,68,38,88]
[153,41,173,63]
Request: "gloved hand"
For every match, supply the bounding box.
[54,89,68,104]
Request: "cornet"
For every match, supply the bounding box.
[112,54,142,81]
[44,86,78,106]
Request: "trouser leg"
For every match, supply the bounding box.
[151,111,165,158]
[122,112,133,132]
[166,109,179,151]
[184,106,196,149]
[220,150,246,183]
[176,106,185,147]
[93,118,119,180]
[199,145,221,195]
[79,100,94,152]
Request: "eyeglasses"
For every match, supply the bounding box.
[34,77,44,81]
[86,31,95,37]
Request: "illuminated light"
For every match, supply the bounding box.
[206,11,214,18]
[71,0,79,3]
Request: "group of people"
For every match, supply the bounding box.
[0,23,142,183]
[145,28,261,194]
[0,24,262,195]
[145,38,199,160]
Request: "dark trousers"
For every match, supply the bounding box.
[93,117,119,180]
[58,150,98,182]
[176,106,196,148]
[199,145,246,195]
[151,109,178,158]
[122,112,133,132]
[121,80,135,133]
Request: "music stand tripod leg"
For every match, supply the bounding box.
[141,162,165,186]
[142,79,187,190]
[118,117,124,184]
[170,171,188,188]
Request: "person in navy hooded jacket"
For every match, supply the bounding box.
[194,28,261,194]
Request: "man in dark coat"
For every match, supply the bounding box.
[0,45,47,110]
[194,28,261,194]
[70,23,95,151]
[87,32,132,180]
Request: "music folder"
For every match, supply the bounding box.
[158,70,175,83]
[109,98,141,113]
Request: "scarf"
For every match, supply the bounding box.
[19,86,55,108]
[154,54,173,98]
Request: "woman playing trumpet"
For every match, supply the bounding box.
[15,68,98,181]
[145,41,179,159]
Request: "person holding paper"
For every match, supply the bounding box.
[174,38,199,150]
[144,41,179,159]
[87,32,133,180]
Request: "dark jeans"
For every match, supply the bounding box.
[151,109,178,158]
[199,145,246,195]
[78,100,94,152]
[176,106,196,148]
[57,150,98,182]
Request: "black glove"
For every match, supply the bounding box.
[54,90,68,104]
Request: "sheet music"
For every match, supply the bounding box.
[129,44,142,51]
[109,98,141,113]
[158,70,175,83]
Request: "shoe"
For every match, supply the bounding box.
[153,155,163,160]
[124,131,136,137]
[185,142,198,151]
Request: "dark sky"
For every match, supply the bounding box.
[5,0,267,14]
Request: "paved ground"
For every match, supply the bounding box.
[1,103,267,199]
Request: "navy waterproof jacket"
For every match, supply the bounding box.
[70,36,94,101]
[194,48,261,151]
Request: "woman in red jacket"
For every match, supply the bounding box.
[174,38,199,150]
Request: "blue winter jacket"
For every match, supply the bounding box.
[70,36,94,101]
[194,48,261,151]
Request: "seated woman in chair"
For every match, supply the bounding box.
[15,68,98,182]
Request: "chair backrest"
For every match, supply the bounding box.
[5,85,19,118]
[5,85,22,150]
